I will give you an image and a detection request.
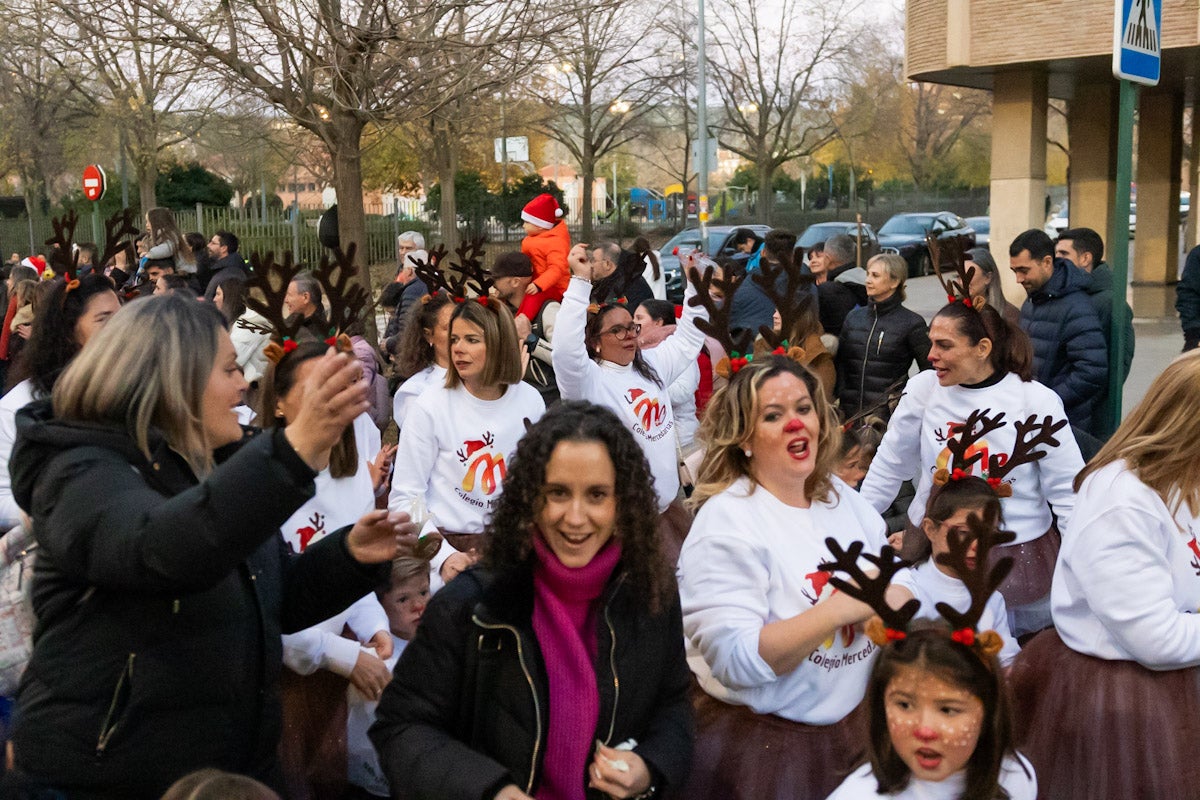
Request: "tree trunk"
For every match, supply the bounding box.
[327,112,378,347]
[431,116,460,256]
[757,162,774,225]
[580,140,595,241]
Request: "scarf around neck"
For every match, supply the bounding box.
[531,533,622,800]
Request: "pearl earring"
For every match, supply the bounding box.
[743,448,752,458]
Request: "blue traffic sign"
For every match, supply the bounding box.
[1113,0,1162,85]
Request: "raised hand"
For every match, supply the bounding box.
[568,243,593,280]
[347,509,419,565]
[284,349,370,471]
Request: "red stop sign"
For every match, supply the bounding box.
[82,164,106,202]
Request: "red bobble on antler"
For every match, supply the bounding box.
[963,297,973,308]
[950,628,976,646]
[885,628,908,642]
[282,339,298,354]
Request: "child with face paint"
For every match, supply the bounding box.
[886,477,1021,668]
[825,624,1036,800]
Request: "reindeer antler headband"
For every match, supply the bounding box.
[240,245,368,363]
[45,208,140,291]
[933,407,1068,497]
[820,522,1015,664]
[410,237,499,310]
[685,256,755,375]
[926,229,981,309]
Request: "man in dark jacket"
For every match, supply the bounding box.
[588,241,653,310]
[1177,242,1200,351]
[1011,229,1108,434]
[1055,227,1135,439]
[202,230,250,301]
[817,234,867,336]
[380,248,431,361]
[727,229,801,338]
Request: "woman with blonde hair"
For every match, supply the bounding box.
[1010,350,1200,800]
[2,294,415,797]
[677,355,888,800]
[835,253,930,419]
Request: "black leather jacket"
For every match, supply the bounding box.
[371,563,694,800]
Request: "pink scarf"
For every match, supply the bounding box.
[531,534,622,800]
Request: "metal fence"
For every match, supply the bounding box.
[0,204,412,267]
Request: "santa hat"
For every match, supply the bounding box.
[20,256,46,276]
[521,194,563,230]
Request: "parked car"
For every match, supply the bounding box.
[877,212,977,278]
[964,216,990,247]
[1044,201,1069,237]
[659,224,772,303]
[796,221,880,259]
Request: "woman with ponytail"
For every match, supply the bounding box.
[859,298,1083,637]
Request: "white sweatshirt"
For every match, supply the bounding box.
[231,308,272,386]
[281,413,387,676]
[554,276,707,511]
[826,754,1037,800]
[893,561,1020,668]
[392,364,447,432]
[668,359,701,449]
[388,382,544,573]
[1053,460,1200,669]
[0,379,36,531]
[347,634,407,796]
[859,371,1082,544]
[678,476,887,724]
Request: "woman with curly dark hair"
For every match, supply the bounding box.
[371,401,694,800]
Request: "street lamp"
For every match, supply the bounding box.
[737,102,759,114]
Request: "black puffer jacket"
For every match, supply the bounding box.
[836,292,931,418]
[371,563,694,800]
[7,401,387,799]
[1019,259,1108,433]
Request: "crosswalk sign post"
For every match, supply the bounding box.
[1105,0,1162,435]
[1113,0,1161,85]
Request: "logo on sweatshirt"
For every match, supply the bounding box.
[457,431,506,496]
[802,569,857,650]
[1188,534,1200,577]
[933,419,1001,479]
[291,512,326,554]
[624,387,667,432]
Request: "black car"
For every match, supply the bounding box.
[796,221,880,260]
[877,212,977,278]
[659,224,772,303]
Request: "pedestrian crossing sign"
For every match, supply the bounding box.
[1113,0,1162,85]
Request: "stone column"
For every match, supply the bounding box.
[1134,90,1183,285]
[1068,82,1117,244]
[990,69,1048,304]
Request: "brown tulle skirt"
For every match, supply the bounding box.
[678,687,867,800]
[442,531,485,553]
[657,500,693,568]
[1009,628,1200,800]
[902,521,1060,607]
[278,667,350,800]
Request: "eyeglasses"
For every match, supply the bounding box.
[601,323,640,340]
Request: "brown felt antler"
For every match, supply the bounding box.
[242,252,308,344]
[98,209,141,273]
[412,244,473,300]
[933,510,1016,639]
[926,229,976,305]
[44,210,81,280]
[752,256,817,350]
[935,408,1008,483]
[819,538,920,635]
[313,244,369,339]
[686,260,753,359]
[449,237,493,298]
[983,414,1068,493]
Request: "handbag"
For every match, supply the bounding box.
[0,523,37,695]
